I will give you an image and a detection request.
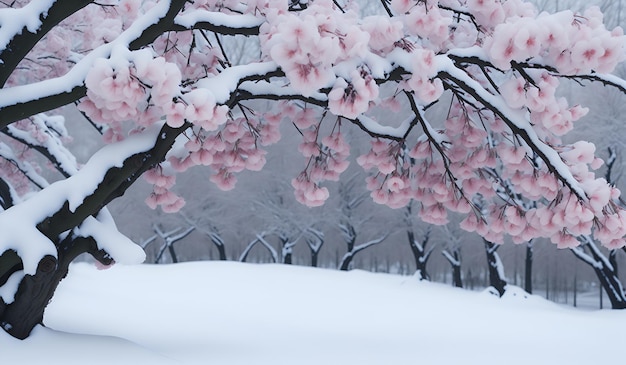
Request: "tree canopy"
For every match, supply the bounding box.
[1,0,626,339]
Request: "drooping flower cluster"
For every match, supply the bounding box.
[260,0,371,96]
[169,114,270,192]
[291,107,350,207]
[328,68,379,119]
[392,0,452,51]
[485,6,625,74]
[3,0,626,252]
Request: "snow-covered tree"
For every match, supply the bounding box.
[337,175,388,270]
[1,0,626,339]
[146,223,195,263]
[441,225,463,288]
[404,202,434,280]
[304,226,325,267]
[569,147,626,308]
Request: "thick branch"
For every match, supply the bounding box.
[36,122,188,241]
[439,65,587,200]
[0,0,94,87]
[171,12,262,36]
[0,0,187,127]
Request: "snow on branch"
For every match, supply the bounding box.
[438,57,588,200]
[0,0,185,126]
[74,210,145,265]
[172,10,262,35]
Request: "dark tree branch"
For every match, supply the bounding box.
[0,0,94,87]
[36,122,189,242]
[0,0,188,128]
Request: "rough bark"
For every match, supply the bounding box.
[0,235,112,339]
[0,122,187,339]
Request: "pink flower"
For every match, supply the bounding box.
[164,101,187,128]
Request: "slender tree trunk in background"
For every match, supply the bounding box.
[600,285,604,309]
[594,266,626,309]
[281,237,293,265]
[405,206,433,280]
[339,236,355,271]
[574,262,578,307]
[525,240,534,294]
[408,227,431,280]
[546,272,550,301]
[570,239,626,309]
[484,240,507,296]
[216,244,227,261]
[168,245,178,264]
[451,254,463,288]
[573,269,578,308]
[311,250,319,267]
[442,248,463,288]
[466,268,474,290]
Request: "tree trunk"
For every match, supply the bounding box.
[451,250,463,288]
[0,235,112,339]
[570,240,626,309]
[525,241,533,294]
[484,240,507,296]
[593,265,626,309]
[168,244,178,263]
[216,243,227,261]
[573,269,578,307]
[339,237,356,271]
[408,228,431,281]
[310,250,319,267]
[282,237,293,265]
[339,254,353,271]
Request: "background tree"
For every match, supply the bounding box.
[405,202,434,280]
[337,175,388,270]
[568,147,626,308]
[441,225,463,288]
[1,0,626,339]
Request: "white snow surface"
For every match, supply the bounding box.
[0,261,620,364]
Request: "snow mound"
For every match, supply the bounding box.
[0,261,621,364]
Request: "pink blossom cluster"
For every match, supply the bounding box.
[5,0,626,251]
[500,72,589,137]
[486,7,625,74]
[352,94,626,248]
[151,30,223,83]
[361,16,404,54]
[406,49,444,104]
[358,140,412,209]
[465,0,536,30]
[328,69,379,119]
[391,0,451,50]
[79,51,185,142]
[292,108,350,207]
[169,115,272,193]
[5,0,141,86]
[260,0,371,95]
[357,137,474,225]
[144,167,185,213]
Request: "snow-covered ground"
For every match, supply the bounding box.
[2,261,624,364]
